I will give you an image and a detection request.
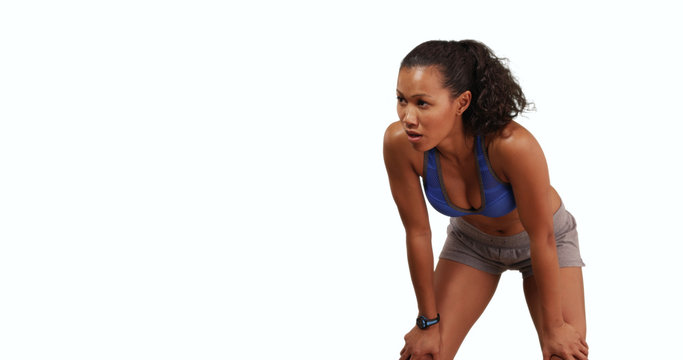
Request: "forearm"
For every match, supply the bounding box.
[406,233,438,318]
[529,233,563,331]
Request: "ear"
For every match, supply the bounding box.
[455,90,472,115]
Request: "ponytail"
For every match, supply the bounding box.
[400,40,531,136]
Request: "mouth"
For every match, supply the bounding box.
[406,131,423,141]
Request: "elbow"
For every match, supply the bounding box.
[543,232,556,246]
[405,229,432,242]
[529,230,555,248]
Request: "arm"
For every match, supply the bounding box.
[495,127,587,360]
[383,122,440,359]
[496,131,561,330]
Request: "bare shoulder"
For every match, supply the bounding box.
[489,121,542,157]
[383,121,430,233]
[383,121,415,153]
[383,121,406,147]
[487,121,546,181]
[383,121,422,175]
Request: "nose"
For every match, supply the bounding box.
[400,108,418,129]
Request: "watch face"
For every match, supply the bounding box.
[417,317,426,328]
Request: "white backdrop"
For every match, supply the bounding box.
[1,1,682,359]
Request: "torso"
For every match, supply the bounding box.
[408,121,562,236]
[462,187,561,236]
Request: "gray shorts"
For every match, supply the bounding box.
[439,203,585,279]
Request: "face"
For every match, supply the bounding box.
[396,66,468,151]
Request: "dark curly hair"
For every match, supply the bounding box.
[400,40,531,136]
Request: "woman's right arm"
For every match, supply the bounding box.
[383,122,441,359]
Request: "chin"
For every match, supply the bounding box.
[410,142,432,152]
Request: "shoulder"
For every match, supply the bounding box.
[487,121,546,181]
[383,121,408,149]
[488,121,542,158]
[383,122,431,233]
[383,121,423,174]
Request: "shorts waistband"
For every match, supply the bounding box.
[449,202,568,248]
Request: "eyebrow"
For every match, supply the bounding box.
[396,90,433,98]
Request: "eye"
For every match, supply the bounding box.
[396,96,407,104]
[417,99,429,107]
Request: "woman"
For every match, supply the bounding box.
[383,40,588,360]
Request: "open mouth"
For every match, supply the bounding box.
[407,132,423,140]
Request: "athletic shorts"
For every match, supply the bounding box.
[439,203,585,279]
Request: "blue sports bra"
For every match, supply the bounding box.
[422,136,517,218]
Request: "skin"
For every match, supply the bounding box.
[383,66,588,360]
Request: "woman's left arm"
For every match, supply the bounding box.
[495,128,587,360]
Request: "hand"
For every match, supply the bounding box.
[399,325,441,360]
[541,322,589,360]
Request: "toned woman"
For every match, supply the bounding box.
[383,40,588,360]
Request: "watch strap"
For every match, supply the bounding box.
[417,313,440,329]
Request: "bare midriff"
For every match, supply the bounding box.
[461,186,562,236]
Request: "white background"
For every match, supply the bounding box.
[1,0,682,359]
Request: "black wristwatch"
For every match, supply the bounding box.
[416,313,440,329]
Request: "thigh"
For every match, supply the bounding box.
[523,267,586,340]
[434,258,501,360]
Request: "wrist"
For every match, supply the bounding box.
[542,320,565,334]
[413,323,440,334]
[416,313,440,330]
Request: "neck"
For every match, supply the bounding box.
[436,128,476,163]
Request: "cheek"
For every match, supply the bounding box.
[421,115,451,138]
[434,110,454,128]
